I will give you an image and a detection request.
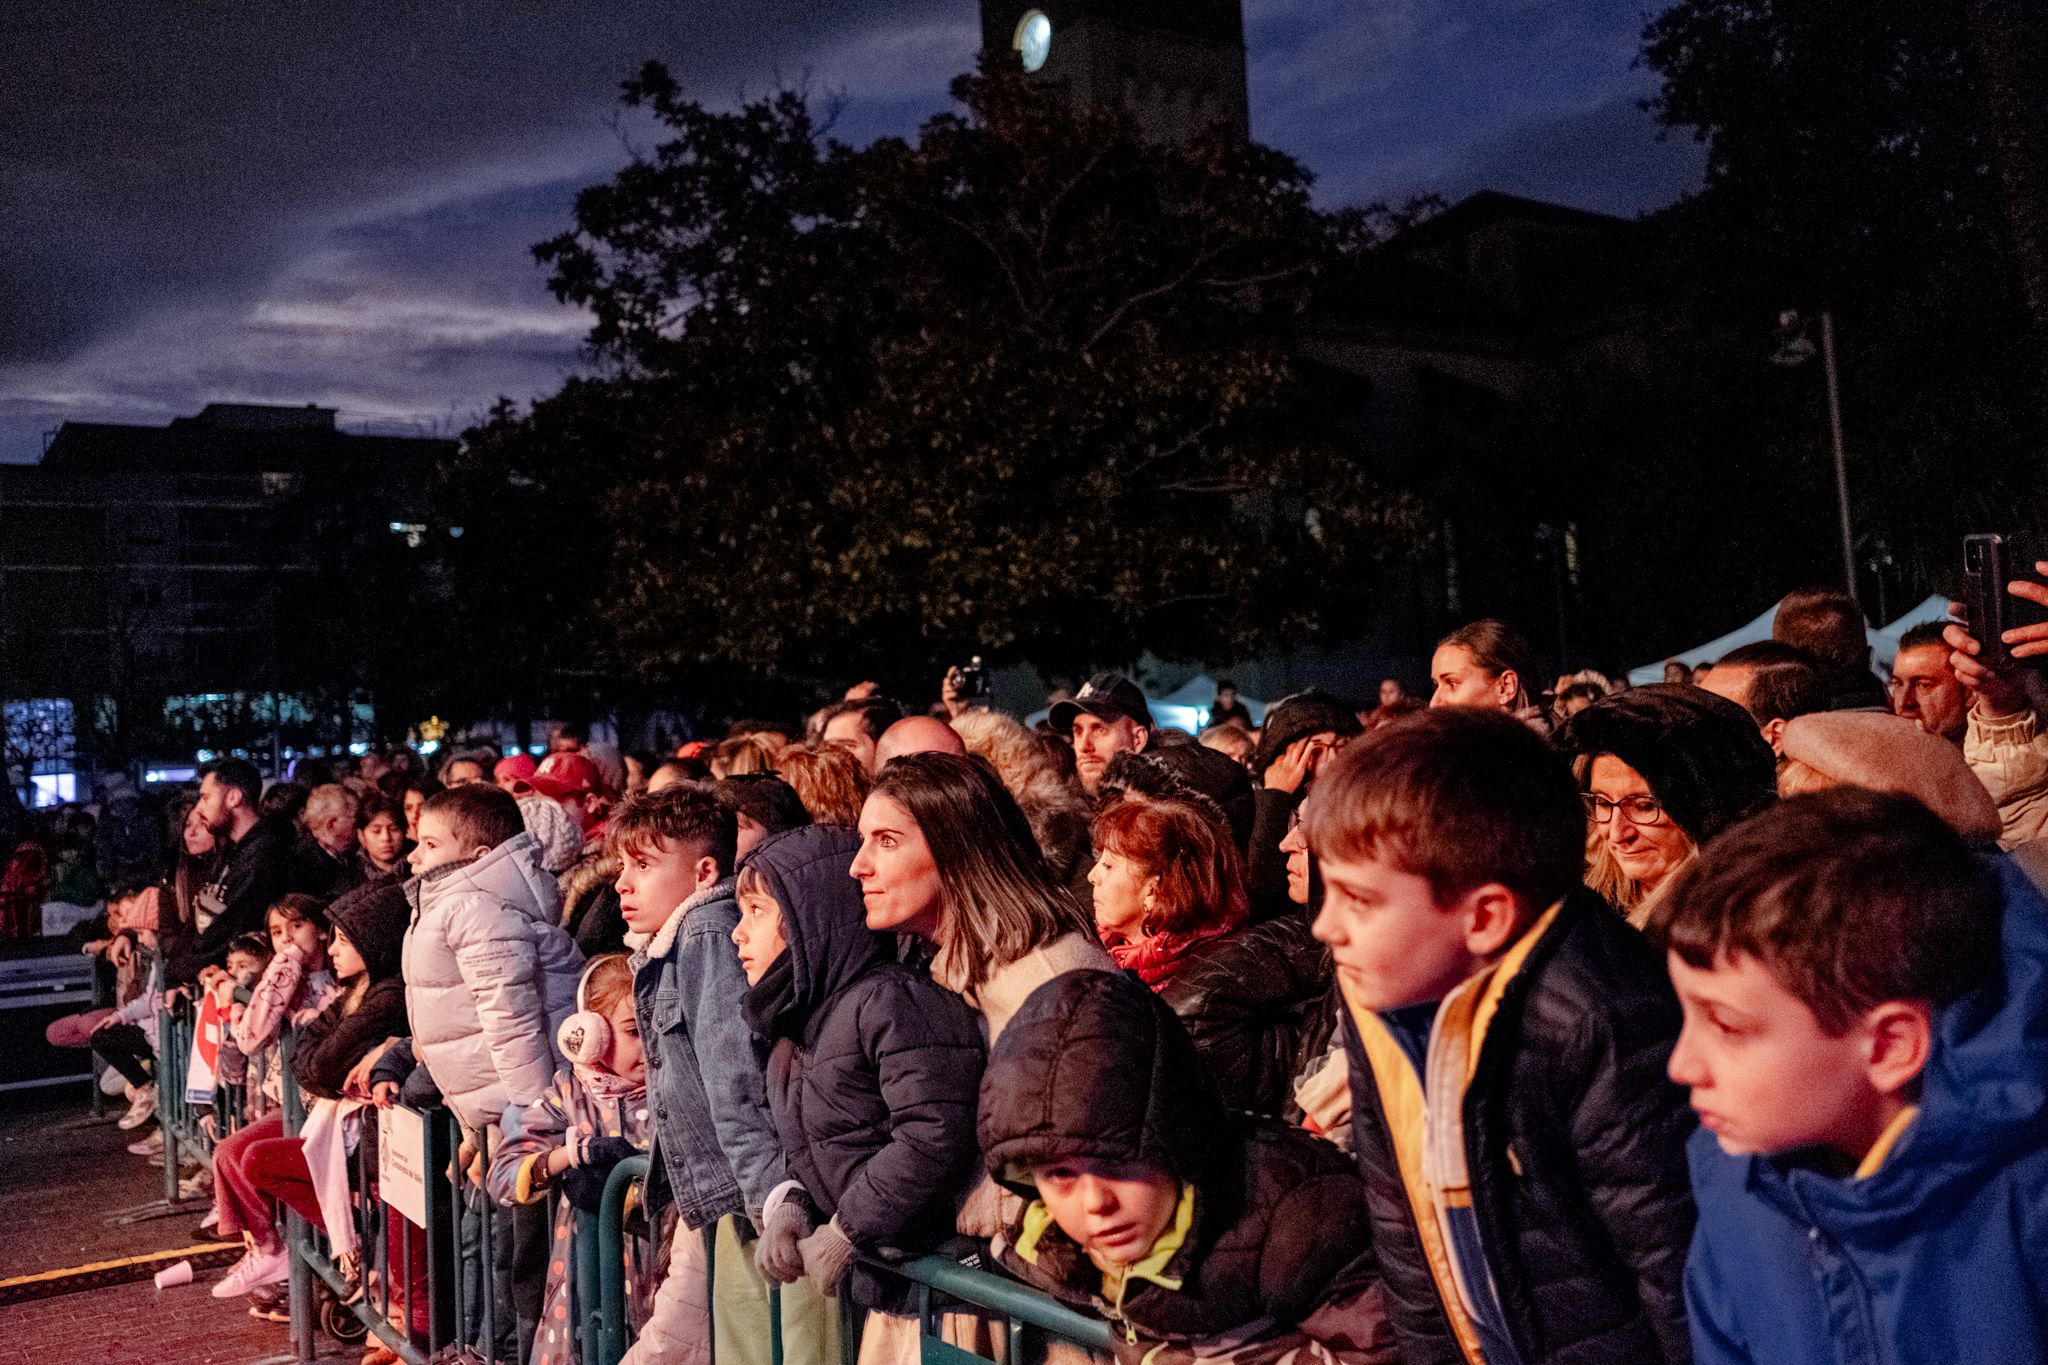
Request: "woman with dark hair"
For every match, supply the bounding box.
[155,794,216,972]
[1430,618,1549,733]
[855,752,1109,1044]
[355,793,407,883]
[394,777,440,844]
[1090,787,1333,1115]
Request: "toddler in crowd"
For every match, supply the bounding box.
[1654,788,2048,1364]
[733,823,984,1365]
[1304,708,1696,1365]
[489,954,655,1365]
[982,970,1394,1365]
[403,782,582,1358]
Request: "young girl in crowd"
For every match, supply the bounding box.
[733,824,984,1365]
[488,954,655,1365]
[210,884,411,1301]
[356,794,408,883]
[221,895,342,1124]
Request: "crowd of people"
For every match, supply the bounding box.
[19,571,2048,1365]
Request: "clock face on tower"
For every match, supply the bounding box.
[1014,9,1052,72]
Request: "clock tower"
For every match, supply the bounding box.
[979,1,1249,142]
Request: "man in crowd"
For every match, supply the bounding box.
[164,757,298,985]
[291,782,364,900]
[820,697,907,776]
[1049,673,1154,799]
[1890,621,1968,743]
[1699,640,1829,753]
[1771,588,1887,710]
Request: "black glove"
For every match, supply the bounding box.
[560,1136,640,1214]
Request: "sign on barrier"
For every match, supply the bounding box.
[379,1104,429,1229]
[183,992,223,1106]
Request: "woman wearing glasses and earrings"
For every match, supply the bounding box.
[1555,686,1781,928]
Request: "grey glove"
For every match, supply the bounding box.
[798,1216,855,1295]
[755,1195,814,1284]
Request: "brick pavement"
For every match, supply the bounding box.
[0,1092,354,1364]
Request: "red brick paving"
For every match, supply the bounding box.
[0,1092,353,1364]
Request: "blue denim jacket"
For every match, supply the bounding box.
[630,877,786,1230]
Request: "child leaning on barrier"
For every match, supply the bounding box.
[732,824,985,1365]
[221,894,340,1122]
[608,786,806,1365]
[982,970,1396,1365]
[487,953,656,1365]
[210,882,411,1303]
[1651,789,2048,1365]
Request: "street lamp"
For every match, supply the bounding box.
[1771,309,1857,602]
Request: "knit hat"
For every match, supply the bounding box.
[1252,690,1364,779]
[1780,711,2001,843]
[1554,684,1777,845]
[518,795,584,874]
[326,881,411,982]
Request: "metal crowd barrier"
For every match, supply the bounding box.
[263,1071,1114,1365]
[154,992,209,1208]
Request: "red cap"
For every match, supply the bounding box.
[493,753,538,791]
[527,751,609,801]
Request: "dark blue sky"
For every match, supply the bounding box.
[0,1,1703,463]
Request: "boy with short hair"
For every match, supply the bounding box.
[1303,708,1695,1365]
[405,781,584,1360]
[608,786,796,1365]
[1651,787,2046,1364]
[982,969,1392,1365]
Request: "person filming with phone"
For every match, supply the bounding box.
[1944,550,2048,852]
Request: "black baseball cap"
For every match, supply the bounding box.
[1049,673,1156,734]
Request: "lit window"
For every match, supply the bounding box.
[1015,10,1052,72]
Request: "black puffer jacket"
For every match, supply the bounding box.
[1340,891,1695,1365]
[740,825,985,1311]
[1157,912,1335,1117]
[292,882,412,1100]
[983,971,1390,1363]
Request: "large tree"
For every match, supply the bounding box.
[485,63,1422,690]
[1531,0,2048,662]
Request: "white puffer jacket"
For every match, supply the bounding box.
[403,833,584,1132]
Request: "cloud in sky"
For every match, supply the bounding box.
[0,0,1703,462]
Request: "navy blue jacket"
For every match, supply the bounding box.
[1682,856,2048,1365]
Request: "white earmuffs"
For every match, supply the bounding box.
[556,957,613,1066]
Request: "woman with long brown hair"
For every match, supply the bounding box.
[853,752,1108,1043]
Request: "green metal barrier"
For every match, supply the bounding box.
[887,1254,1117,1358]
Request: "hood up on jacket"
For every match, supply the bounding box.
[1556,683,1777,845]
[980,969,1234,1203]
[738,825,894,1041]
[327,881,411,982]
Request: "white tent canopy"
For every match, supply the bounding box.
[1627,594,1954,686]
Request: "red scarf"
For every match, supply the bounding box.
[1102,916,1243,989]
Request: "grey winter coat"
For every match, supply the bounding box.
[402,833,585,1131]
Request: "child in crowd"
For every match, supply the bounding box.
[1303,708,1695,1365]
[404,782,583,1359]
[221,894,340,1124]
[607,786,795,1365]
[403,783,582,1135]
[208,931,276,1130]
[488,954,655,1365]
[1653,788,2048,1364]
[733,823,984,1365]
[982,971,1394,1365]
[211,883,411,1300]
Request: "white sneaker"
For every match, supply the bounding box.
[117,1082,158,1130]
[210,1245,290,1299]
[199,1207,221,1232]
[126,1129,164,1156]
